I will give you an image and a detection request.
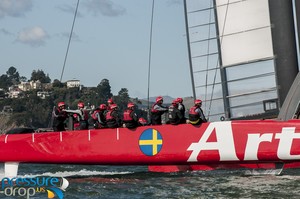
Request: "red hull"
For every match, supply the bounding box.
[1,120,300,172]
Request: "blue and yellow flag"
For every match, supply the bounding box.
[139,129,163,156]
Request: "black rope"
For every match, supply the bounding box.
[204,0,213,113]
[207,0,230,119]
[60,0,80,82]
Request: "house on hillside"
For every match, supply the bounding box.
[66,79,80,88]
[8,88,22,98]
[18,80,42,91]
[18,82,31,91]
[37,91,50,99]
[30,80,42,90]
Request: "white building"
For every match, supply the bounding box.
[30,80,42,90]
[18,80,42,91]
[37,91,50,99]
[18,82,31,91]
[8,89,22,98]
[66,79,80,88]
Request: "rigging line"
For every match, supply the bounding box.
[207,0,230,119]
[147,0,155,115]
[60,0,80,82]
[204,0,213,113]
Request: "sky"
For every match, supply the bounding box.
[0,0,193,99]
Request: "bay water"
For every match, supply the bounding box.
[1,164,300,198]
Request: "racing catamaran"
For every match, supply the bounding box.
[2,0,300,176]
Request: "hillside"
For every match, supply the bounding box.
[0,114,16,134]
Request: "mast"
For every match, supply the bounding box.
[183,0,196,100]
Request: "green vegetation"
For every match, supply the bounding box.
[0,66,145,129]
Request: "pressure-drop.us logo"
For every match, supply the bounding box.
[0,176,69,199]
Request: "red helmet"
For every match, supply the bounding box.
[156,96,163,103]
[107,98,114,104]
[110,104,118,109]
[99,104,107,110]
[78,102,84,108]
[172,99,178,105]
[127,102,135,108]
[58,102,65,107]
[195,99,202,105]
[177,97,183,103]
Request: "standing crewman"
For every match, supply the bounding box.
[188,99,207,125]
[123,102,139,129]
[52,102,68,131]
[107,98,114,111]
[168,99,183,125]
[77,102,89,130]
[150,96,168,125]
[177,97,186,123]
[106,104,122,128]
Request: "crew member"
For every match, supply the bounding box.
[107,98,114,110]
[177,97,186,123]
[77,102,89,130]
[123,102,139,129]
[73,113,80,130]
[168,99,183,125]
[52,102,68,131]
[150,96,168,125]
[188,99,207,125]
[89,104,107,129]
[106,104,122,128]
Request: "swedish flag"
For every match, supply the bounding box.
[139,129,163,156]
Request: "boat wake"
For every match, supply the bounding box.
[0,164,134,179]
[23,169,133,178]
[244,168,283,176]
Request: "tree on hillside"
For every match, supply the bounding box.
[114,88,130,112]
[77,87,99,109]
[97,79,112,102]
[6,66,20,84]
[25,93,53,127]
[0,74,10,90]
[52,79,64,88]
[0,66,20,89]
[65,87,81,109]
[19,76,27,82]
[50,87,68,107]
[7,93,54,128]
[30,69,51,83]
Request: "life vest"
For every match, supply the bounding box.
[123,109,133,122]
[151,103,159,113]
[82,110,89,121]
[168,105,176,120]
[106,110,115,121]
[189,106,200,124]
[91,110,100,120]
